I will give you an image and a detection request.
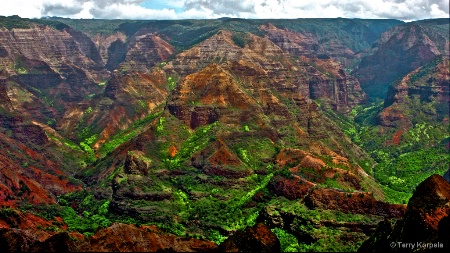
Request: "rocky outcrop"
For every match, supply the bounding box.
[268,146,402,217]
[91,32,127,69]
[358,174,450,252]
[218,223,280,252]
[0,117,82,206]
[269,175,315,200]
[259,20,403,69]
[124,150,151,176]
[0,114,49,146]
[260,23,321,58]
[120,32,175,73]
[273,146,376,194]
[62,69,169,145]
[307,57,367,110]
[0,23,111,142]
[0,223,218,252]
[378,55,449,128]
[191,139,253,179]
[110,157,173,218]
[0,25,108,81]
[165,30,366,113]
[167,63,261,129]
[86,223,217,252]
[304,188,406,218]
[258,205,384,247]
[353,19,449,99]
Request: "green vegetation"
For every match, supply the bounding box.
[97,80,107,86]
[272,228,300,252]
[374,147,448,195]
[231,32,251,48]
[16,67,27,74]
[58,191,112,236]
[45,17,127,36]
[98,111,162,157]
[84,106,93,114]
[267,197,381,252]
[60,206,110,236]
[182,173,273,236]
[333,97,450,203]
[231,137,277,171]
[163,121,217,169]
[0,15,34,29]
[0,208,20,228]
[409,55,444,83]
[167,76,177,91]
[1,15,447,253]
[16,192,112,236]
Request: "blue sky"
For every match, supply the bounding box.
[0,0,448,21]
[140,0,183,13]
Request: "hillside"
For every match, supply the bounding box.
[353,18,449,99]
[0,16,448,252]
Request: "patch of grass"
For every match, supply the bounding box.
[272,228,300,252]
[58,191,112,234]
[98,111,162,157]
[231,32,251,48]
[164,121,217,169]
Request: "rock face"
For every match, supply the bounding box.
[0,223,218,252]
[267,146,405,218]
[0,24,109,86]
[165,30,366,113]
[0,23,109,144]
[358,174,450,252]
[167,63,261,129]
[353,19,449,99]
[87,69,168,147]
[260,23,321,58]
[120,32,175,72]
[378,55,449,128]
[270,146,383,200]
[124,150,151,176]
[259,204,384,247]
[91,32,127,69]
[304,188,406,218]
[259,20,403,68]
[3,16,445,252]
[86,223,217,252]
[218,223,280,252]
[191,139,253,179]
[0,116,82,206]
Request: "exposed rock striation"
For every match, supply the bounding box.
[358,174,450,252]
[353,19,449,99]
[0,223,218,252]
[378,55,449,128]
[120,32,175,72]
[218,223,280,252]
[304,188,406,218]
[167,63,261,129]
[165,30,366,113]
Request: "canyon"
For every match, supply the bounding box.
[0,15,448,252]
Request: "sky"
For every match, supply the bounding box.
[0,0,448,21]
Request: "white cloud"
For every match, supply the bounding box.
[0,0,448,20]
[183,0,449,20]
[0,0,44,18]
[89,3,178,19]
[431,3,448,17]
